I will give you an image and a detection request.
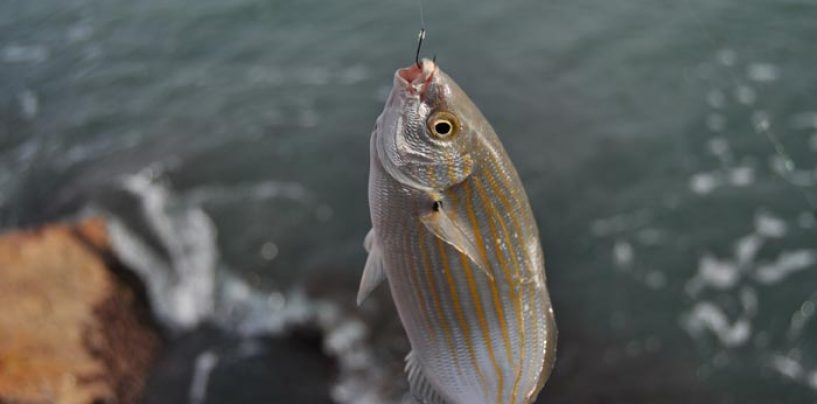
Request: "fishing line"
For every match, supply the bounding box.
[417,0,425,30]
[680,1,817,212]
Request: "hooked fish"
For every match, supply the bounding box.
[358,58,557,404]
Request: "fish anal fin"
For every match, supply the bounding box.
[356,230,386,305]
[363,228,375,253]
[405,351,449,404]
[527,304,558,403]
[419,208,494,281]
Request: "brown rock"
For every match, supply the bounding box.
[0,218,162,404]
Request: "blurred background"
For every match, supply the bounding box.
[1,0,816,403]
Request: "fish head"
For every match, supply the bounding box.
[374,58,484,191]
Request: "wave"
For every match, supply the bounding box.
[93,166,399,403]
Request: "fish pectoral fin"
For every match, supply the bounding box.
[420,209,494,281]
[405,351,450,404]
[356,231,387,306]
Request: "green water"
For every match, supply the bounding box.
[1,0,816,402]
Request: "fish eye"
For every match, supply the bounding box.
[427,111,460,139]
[435,121,451,135]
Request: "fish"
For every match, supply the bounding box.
[358,58,557,404]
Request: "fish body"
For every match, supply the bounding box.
[359,59,556,404]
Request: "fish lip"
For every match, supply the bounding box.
[395,58,436,96]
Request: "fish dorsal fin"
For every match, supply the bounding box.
[356,229,386,305]
[405,351,449,404]
[419,202,494,281]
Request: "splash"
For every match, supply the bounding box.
[95,167,400,403]
[107,170,218,332]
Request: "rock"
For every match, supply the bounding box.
[0,218,162,404]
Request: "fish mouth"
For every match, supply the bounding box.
[395,58,436,96]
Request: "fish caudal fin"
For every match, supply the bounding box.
[405,351,449,404]
[357,229,386,305]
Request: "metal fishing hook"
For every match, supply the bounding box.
[415,28,426,68]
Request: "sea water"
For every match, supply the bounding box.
[1,0,816,402]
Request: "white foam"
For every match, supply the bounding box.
[17,90,38,119]
[325,320,367,359]
[769,154,795,175]
[697,254,740,290]
[613,240,634,269]
[791,168,817,187]
[682,302,750,347]
[189,350,219,404]
[735,234,763,266]
[754,250,817,284]
[728,166,754,186]
[788,300,816,340]
[685,209,800,297]
[690,166,754,195]
[98,168,398,403]
[754,211,787,238]
[218,277,310,335]
[260,241,279,261]
[15,140,38,163]
[690,172,721,195]
[770,354,804,380]
[735,85,756,105]
[707,137,730,158]
[590,210,651,237]
[107,170,217,332]
[2,44,48,63]
[752,110,772,132]
[740,287,758,315]
[67,23,94,43]
[747,63,780,83]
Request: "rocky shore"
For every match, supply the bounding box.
[0,219,162,404]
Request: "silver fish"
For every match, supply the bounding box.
[358,59,557,404]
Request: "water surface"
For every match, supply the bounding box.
[1,0,816,402]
